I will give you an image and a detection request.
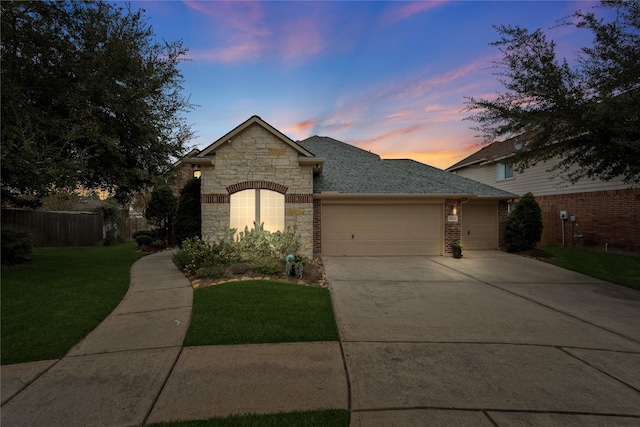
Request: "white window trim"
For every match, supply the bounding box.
[230,189,284,234]
[497,162,515,181]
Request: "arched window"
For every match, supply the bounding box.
[230,189,284,233]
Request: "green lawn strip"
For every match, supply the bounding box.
[148,409,350,427]
[184,280,339,346]
[543,246,640,290]
[1,243,145,364]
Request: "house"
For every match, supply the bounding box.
[447,138,639,251]
[184,115,516,258]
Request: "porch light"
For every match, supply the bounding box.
[193,165,202,178]
[452,206,458,215]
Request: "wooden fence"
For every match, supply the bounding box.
[2,208,103,246]
[118,216,153,242]
[540,210,557,247]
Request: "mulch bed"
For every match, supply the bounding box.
[514,248,555,260]
[186,258,328,289]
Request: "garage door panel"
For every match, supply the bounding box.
[462,203,497,250]
[322,204,442,256]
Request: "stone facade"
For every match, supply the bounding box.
[199,123,314,257]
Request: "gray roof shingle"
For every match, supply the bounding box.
[298,136,515,198]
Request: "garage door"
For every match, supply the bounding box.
[461,201,498,249]
[322,204,442,256]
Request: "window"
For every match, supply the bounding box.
[230,189,284,233]
[497,162,514,180]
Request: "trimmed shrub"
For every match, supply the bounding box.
[132,229,158,240]
[1,229,34,265]
[505,192,543,252]
[134,235,154,247]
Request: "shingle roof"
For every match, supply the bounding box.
[298,136,515,198]
[446,135,527,171]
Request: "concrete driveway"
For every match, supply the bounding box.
[324,251,640,426]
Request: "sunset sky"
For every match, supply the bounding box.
[128,1,608,169]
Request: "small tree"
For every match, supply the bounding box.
[145,185,177,245]
[505,192,543,252]
[174,178,201,244]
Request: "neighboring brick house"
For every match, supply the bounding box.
[447,138,639,251]
[183,116,515,258]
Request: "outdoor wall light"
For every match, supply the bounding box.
[193,165,202,178]
[452,206,458,215]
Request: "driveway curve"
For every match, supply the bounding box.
[324,251,640,426]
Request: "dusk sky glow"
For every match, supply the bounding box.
[127,1,608,169]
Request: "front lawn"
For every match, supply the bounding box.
[543,246,640,290]
[184,280,339,346]
[148,409,350,427]
[1,243,145,364]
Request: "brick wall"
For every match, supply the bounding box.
[313,199,321,256]
[444,199,461,254]
[535,188,639,251]
[498,200,508,249]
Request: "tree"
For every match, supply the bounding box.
[145,185,177,245]
[464,0,640,184]
[174,178,202,244]
[1,1,194,207]
[504,192,543,252]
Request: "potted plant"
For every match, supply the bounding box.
[451,241,463,258]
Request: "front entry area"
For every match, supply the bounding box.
[321,203,443,256]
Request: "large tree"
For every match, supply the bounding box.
[1,1,194,207]
[464,0,640,184]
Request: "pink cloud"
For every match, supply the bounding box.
[282,119,317,138]
[380,1,445,26]
[183,0,331,64]
[354,125,423,149]
[187,41,263,63]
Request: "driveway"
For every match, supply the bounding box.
[324,251,640,426]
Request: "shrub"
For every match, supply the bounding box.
[1,229,34,265]
[145,184,177,244]
[134,235,154,247]
[231,262,251,275]
[505,192,543,252]
[196,265,226,279]
[132,229,158,240]
[174,178,201,244]
[173,226,303,277]
[174,237,213,274]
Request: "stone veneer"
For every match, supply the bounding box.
[199,123,315,258]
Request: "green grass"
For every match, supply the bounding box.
[148,409,350,427]
[1,243,145,364]
[543,246,640,290]
[184,280,339,346]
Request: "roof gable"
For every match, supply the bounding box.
[197,115,315,158]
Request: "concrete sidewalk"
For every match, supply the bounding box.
[1,250,348,426]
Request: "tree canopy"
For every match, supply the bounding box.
[1,0,195,207]
[464,0,640,184]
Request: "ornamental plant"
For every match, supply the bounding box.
[505,192,543,252]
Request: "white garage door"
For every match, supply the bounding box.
[461,201,498,249]
[322,204,443,256]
